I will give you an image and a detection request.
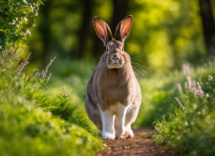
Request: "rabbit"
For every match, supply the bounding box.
[85,15,141,140]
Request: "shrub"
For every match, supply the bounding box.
[153,65,215,156]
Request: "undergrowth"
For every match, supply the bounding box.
[0,1,102,155]
[0,48,101,156]
[153,63,215,156]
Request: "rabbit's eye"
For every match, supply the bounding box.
[121,47,124,54]
[106,47,109,53]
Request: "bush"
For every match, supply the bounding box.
[153,64,215,156]
[0,0,42,49]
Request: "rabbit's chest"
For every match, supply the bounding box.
[97,75,134,106]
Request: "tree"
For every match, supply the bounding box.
[198,0,215,55]
[78,0,92,58]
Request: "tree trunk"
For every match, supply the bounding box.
[111,0,129,33]
[198,0,215,55]
[78,0,92,58]
[39,0,52,63]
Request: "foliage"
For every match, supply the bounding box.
[0,0,43,50]
[152,63,215,155]
[0,2,102,154]
[27,0,208,71]
[0,46,102,156]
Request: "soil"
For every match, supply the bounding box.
[98,127,181,156]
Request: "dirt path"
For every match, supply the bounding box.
[98,127,181,156]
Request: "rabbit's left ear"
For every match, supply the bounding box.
[115,15,133,43]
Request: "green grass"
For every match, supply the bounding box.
[0,50,102,156]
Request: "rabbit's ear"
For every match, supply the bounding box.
[93,17,113,45]
[115,15,133,43]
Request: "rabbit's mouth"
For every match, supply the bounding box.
[107,60,125,69]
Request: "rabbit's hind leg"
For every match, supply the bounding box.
[124,104,140,138]
[114,103,129,139]
[85,94,102,133]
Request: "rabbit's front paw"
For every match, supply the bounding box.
[102,132,115,140]
[124,129,134,138]
[117,135,126,140]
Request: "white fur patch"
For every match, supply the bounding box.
[98,103,131,140]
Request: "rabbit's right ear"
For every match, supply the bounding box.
[93,17,113,46]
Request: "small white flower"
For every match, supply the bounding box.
[12,21,16,26]
[15,17,18,21]
[185,121,188,126]
[0,46,2,50]
[208,75,213,81]
[16,24,19,28]
[26,30,31,36]
[35,12,38,16]
[29,4,34,12]
[33,24,36,27]
[206,93,210,97]
[23,17,28,21]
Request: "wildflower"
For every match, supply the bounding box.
[12,21,16,26]
[35,12,38,16]
[175,97,185,110]
[62,86,65,94]
[26,30,31,36]
[154,126,159,131]
[175,83,183,95]
[66,94,70,98]
[196,82,204,98]
[206,93,210,98]
[32,24,36,27]
[41,57,56,79]
[0,46,2,50]
[41,70,44,78]
[23,17,28,21]
[208,75,213,81]
[46,73,52,84]
[15,17,18,21]
[29,4,34,12]
[32,72,40,80]
[18,53,31,74]
[186,76,192,91]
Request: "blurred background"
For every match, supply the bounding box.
[25,0,215,73]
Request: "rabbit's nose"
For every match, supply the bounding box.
[111,55,120,61]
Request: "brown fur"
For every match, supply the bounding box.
[85,16,141,133]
